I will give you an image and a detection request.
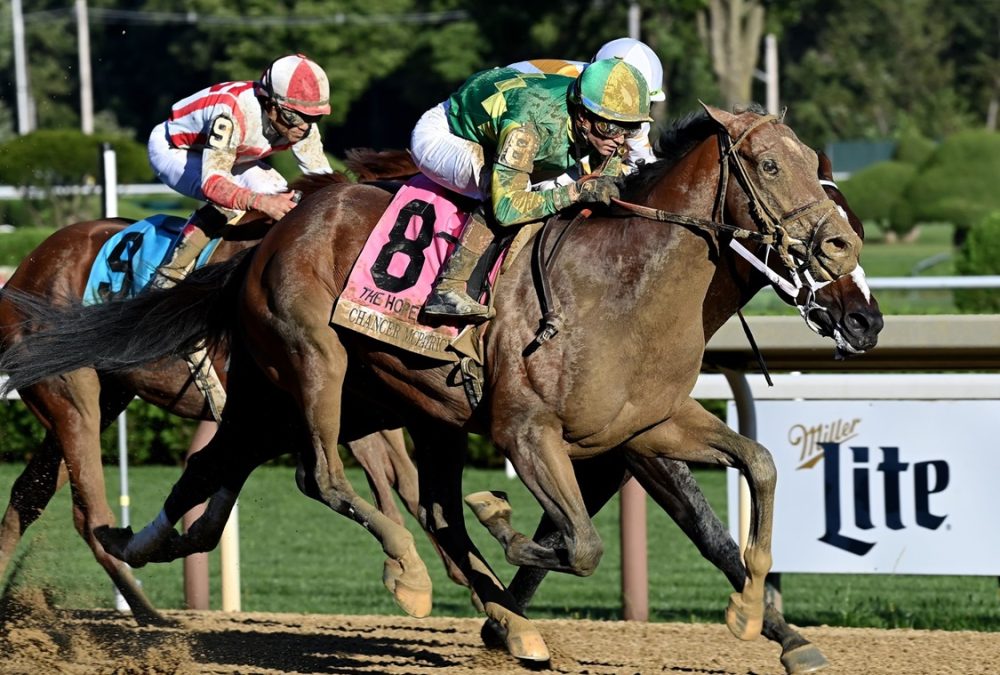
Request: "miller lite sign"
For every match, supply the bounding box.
[726,401,1000,575]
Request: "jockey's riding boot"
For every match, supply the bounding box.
[423,208,493,319]
[152,205,229,290]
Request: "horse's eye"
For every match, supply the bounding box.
[761,158,779,176]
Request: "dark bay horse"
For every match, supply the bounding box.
[0,106,868,669]
[0,197,429,625]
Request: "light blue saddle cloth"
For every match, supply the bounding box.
[83,214,221,305]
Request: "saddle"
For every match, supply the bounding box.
[83,214,223,305]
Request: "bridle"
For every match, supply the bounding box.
[611,113,838,320]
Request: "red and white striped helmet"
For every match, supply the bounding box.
[261,54,331,116]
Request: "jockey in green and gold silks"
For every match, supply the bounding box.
[444,68,607,226]
[411,59,651,319]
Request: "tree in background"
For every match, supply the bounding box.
[781,0,972,148]
[697,0,763,110]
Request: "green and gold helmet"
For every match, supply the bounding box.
[571,58,652,123]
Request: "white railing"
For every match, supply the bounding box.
[0,184,175,200]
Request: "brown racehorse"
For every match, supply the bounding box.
[0,106,868,668]
[0,190,431,625]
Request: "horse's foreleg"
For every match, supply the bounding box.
[626,454,828,674]
[625,398,775,642]
[408,423,549,662]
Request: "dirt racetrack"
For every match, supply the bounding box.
[1,588,997,674]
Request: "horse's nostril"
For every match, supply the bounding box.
[847,312,869,333]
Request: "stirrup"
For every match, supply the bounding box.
[423,288,489,318]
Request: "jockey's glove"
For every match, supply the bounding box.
[575,175,621,206]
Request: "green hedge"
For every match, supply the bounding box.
[0,227,55,267]
[955,211,1000,313]
[891,130,1000,236]
[839,161,917,231]
[0,399,197,465]
[0,130,150,186]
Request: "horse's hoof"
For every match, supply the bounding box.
[484,603,550,662]
[781,644,830,674]
[382,546,432,618]
[94,525,143,567]
[725,591,763,641]
[464,491,512,524]
[131,608,180,628]
[480,618,506,649]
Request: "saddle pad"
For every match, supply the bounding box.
[83,214,221,305]
[331,175,478,361]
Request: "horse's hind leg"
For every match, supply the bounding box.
[265,329,431,618]
[468,420,604,576]
[348,429,468,588]
[626,454,828,674]
[408,423,549,662]
[0,435,65,582]
[624,397,775,641]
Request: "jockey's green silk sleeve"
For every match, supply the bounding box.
[491,162,576,226]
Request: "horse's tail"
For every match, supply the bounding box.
[0,248,253,395]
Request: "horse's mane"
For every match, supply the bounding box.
[345,148,419,182]
[286,149,418,197]
[625,103,770,199]
[289,171,352,197]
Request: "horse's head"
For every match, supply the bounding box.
[729,148,883,357]
[703,104,862,283]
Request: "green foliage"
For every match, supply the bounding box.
[891,130,1000,233]
[782,0,973,147]
[893,126,936,166]
[267,151,348,183]
[839,162,916,231]
[0,130,150,186]
[0,399,195,466]
[0,227,55,266]
[0,130,149,228]
[955,211,1000,313]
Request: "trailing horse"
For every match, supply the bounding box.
[1,106,874,670]
[0,175,432,624]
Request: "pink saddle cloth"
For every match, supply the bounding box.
[331,175,491,361]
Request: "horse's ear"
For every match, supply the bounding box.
[816,150,834,181]
[699,101,738,128]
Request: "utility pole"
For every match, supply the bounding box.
[12,0,34,134]
[76,0,94,134]
[628,1,640,40]
[754,33,780,115]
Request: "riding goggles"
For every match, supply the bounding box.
[589,114,642,140]
[275,104,321,129]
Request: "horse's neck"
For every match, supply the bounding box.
[648,139,773,341]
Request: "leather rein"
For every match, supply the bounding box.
[612,114,837,305]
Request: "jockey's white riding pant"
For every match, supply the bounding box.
[410,102,487,200]
[148,122,288,219]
